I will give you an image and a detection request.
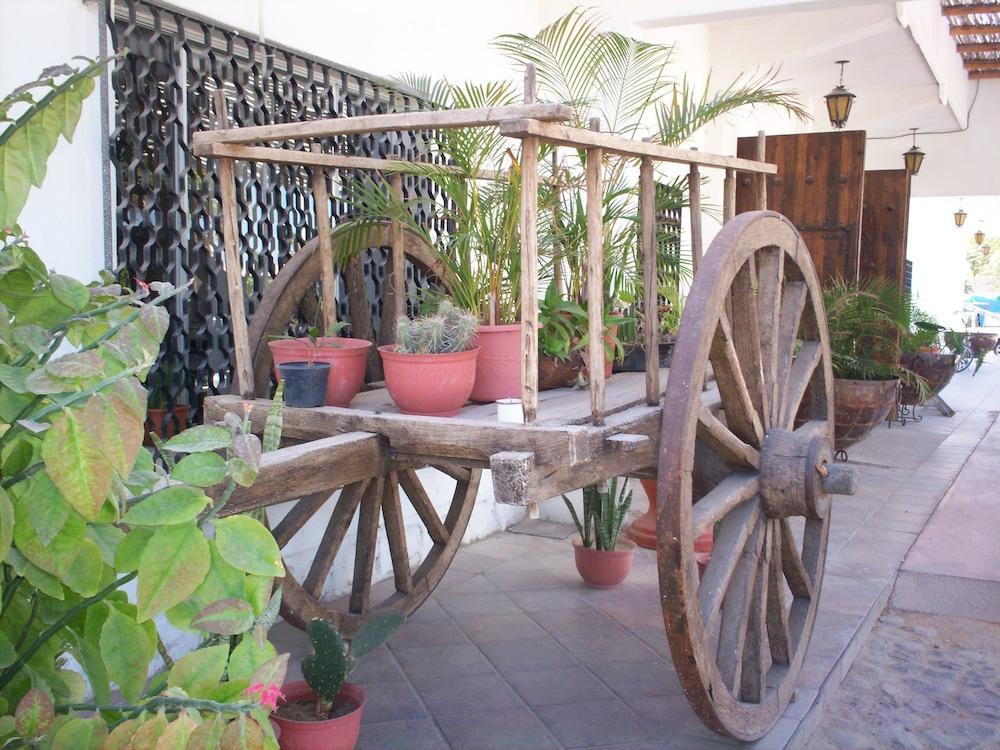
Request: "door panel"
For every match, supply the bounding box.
[859,169,910,286]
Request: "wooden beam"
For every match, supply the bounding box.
[585,119,606,427]
[194,142,498,179]
[498,119,777,174]
[964,59,1000,69]
[970,69,1000,78]
[689,161,703,275]
[310,144,338,333]
[957,42,1000,52]
[389,173,406,333]
[755,131,768,210]
[192,103,572,148]
[723,168,736,223]
[520,135,540,424]
[214,433,385,515]
[943,3,1000,16]
[639,157,659,406]
[950,24,1000,36]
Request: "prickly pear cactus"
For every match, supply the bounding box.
[302,619,349,715]
[350,611,406,659]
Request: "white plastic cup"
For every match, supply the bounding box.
[496,398,524,424]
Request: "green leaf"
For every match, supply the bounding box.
[214,516,284,577]
[0,364,30,393]
[85,524,125,565]
[168,644,228,697]
[247,653,289,693]
[0,631,15,668]
[122,485,211,526]
[228,635,277,683]
[350,610,406,658]
[22,560,64,599]
[244,575,272,618]
[161,425,231,453]
[262,381,284,452]
[12,493,83,577]
[115,526,153,571]
[154,713,198,750]
[172,452,228,487]
[13,324,51,357]
[50,715,107,750]
[24,473,72,547]
[14,688,54,738]
[99,607,151,702]
[190,598,255,635]
[226,457,258,487]
[75,603,111,704]
[0,487,13,562]
[137,522,210,622]
[219,714,265,750]
[62,537,104,596]
[186,717,226,750]
[41,409,113,520]
[49,274,90,312]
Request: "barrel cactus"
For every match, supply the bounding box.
[395,300,477,354]
[301,611,406,719]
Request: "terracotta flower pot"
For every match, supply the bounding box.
[268,337,371,407]
[272,680,365,750]
[470,324,522,403]
[572,537,635,587]
[538,354,581,390]
[899,352,957,406]
[969,332,997,355]
[144,404,189,446]
[378,345,479,417]
[833,377,899,451]
[632,479,712,574]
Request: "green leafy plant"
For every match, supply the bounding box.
[900,303,944,353]
[394,300,477,354]
[300,612,404,720]
[538,284,629,367]
[0,59,287,748]
[562,478,632,551]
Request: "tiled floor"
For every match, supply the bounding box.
[270,364,1000,749]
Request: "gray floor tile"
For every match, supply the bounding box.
[392,643,496,679]
[586,657,684,700]
[532,607,625,638]
[411,672,523,717]
[437,591,522,617]
[358,680,427,724]
[350,647,405,684]
[536,699,656,748]
[479,634,579,675]
[506,665,616,707]
[486,568,568,592]
[509,589,591,612]
[436,707,558,750]
[455,612,549,643]
[557,629,662,667]
[389,617,470,649]
[357,719,448,750]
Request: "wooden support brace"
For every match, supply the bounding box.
[605,434,649,452]
[212,91,255,398]
[310,144,338,333]
[520,135,540,423]
[639,157,659,406]
[755,131,768,210]
[689,159,703,276]
[586,118,605,427]
[724,168,736,223]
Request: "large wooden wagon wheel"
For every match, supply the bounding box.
[246,220,476,635]
[658,211,853,740]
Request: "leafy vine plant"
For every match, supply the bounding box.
[0,58,288,748]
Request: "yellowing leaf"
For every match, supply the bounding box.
[137,522,209,622]
[167,644,228,698]
[220,715,265,750]
[191,598,254,636]
[214,516,284,577]
[99,607,150,702]
[14,688,54,738]
[50,715,107,750]
[227,636,277,684]
[154,712,197,750]
[185,717,226,750]
[41,410,112,520]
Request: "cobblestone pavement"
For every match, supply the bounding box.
[810,609,1000,749]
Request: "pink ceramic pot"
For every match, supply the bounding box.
[633,479,712,575]
[470,324,522,402]
[272,681,365,750]
[268,337,371,407]
[572,537,635,587]
[378,345,479,417]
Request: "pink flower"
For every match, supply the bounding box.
[134,277,150,296]
[247,682,285,711]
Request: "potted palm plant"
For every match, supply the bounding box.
[379,300,479,416]
[899,305,954,406]
[563,478,635,587]
[273,612,405,750]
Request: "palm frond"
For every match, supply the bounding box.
[596,32,675,137]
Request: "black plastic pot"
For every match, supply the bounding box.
[278,361,331,408]
[612,341,674,373]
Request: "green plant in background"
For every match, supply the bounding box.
[395,300,477,354]
[563,477,632,551]
[0,60,288,748]
[900,302,945,353]
[300,612,404,720]
[537,283,629,366]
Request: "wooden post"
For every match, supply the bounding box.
[389,172,406,334]
[586,117,605,426]
[756,130,767,210]
[689,159,703,276]
[551,149,565,296]
[520,63,540,424]
[723,167,736,223]
[212,90,255,398]
[309,144,338,334]
[639,157,659,406]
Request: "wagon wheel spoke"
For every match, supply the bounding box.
[381,471,413,594]
[692,474,759,539]
[766,519,792,666]
[755,248,784,425]
[697,406,760,470]
[399,469,449,545]
[739,522,770,703]
[699,498,762,631]
[778,517,813,598]
[349,476,385,614]
[271,491,332,549]
[729,257,770,430]
[303,480,368,597]
[709,313,765,447]
[716,515,766,693]
[780,342,822,428]
[773,281,808,421]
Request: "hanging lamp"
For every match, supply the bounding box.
[824,60,856,129]
[903,128,925,175]
[954,198,967,228]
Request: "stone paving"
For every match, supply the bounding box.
[269,364,1000,749]
[810,609,1000,750]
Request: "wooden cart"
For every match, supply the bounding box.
[193,82,856,741]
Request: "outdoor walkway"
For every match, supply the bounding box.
[270,361,1000,749]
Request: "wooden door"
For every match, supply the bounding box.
[859,169,910,286]
[736,131,866,284]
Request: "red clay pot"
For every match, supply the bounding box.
[378,345,479,417]
[144,405,189,447]
[268,337,371,407]
[272,680,365,750]
[470,324,522,403]
[572,537,635,587]
[633,478,713,574]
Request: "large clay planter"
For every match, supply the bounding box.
[378,345,479,417]
[144,405,189,446]
[969,332,997,355]
[268,337,371,407]
[613,341,675,373]
[470,324,521,402]
[833,377,899,451]
[632,479,712,574]
[272,680,365,750]
[539,354,581,390]
[899,352,957,405]
[572,537,634,587]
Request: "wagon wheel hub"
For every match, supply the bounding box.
[759,428,843,520]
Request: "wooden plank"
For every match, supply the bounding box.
[640,157,659,405]
[214,433,385,515]
[755,130,767,210]
[381,472,413,594]
[773,280,808,421]
[691,473,760,538]
[349,476,385,613]
[739,529,770,702]
[310,144,338,333]
[389,173,406,334]
[949,24,1000,35]
[957,42,1000,52]
[605,433,649,452]
[755,247,784,425]
[942,3,1000,16]
[197,142,500,179]
[779,518,813,598]
[860,169,910,287]
[689,162,703,275]
[213,91,255,399]
[521,134,540,423]
[192,103,573,149]
[964,60,1000,69]
[780,342,821,428]
[970,70,1000,79]
[303,480,367,596]
[498,119,777,174]
[586,135,606,426]
[730,258,768,429]
[723,168,736,222]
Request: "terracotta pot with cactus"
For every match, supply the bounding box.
[564,478,635,587]
[273,612,405,750]
[379,301,480,416]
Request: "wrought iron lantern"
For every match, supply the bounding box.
[903,128,925,175]
[954,199,967,228]
[975,229,985,245]
[824,60,855,129]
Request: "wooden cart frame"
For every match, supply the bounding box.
[192,72,856,741]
